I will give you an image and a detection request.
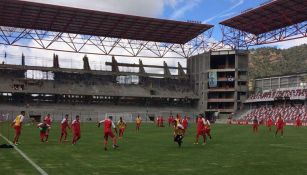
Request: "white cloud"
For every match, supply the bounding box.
[263,38,307,49]
[0,0,187,71]
[23,0,171,18]
[202,0,244,23]
[169,0,201,20]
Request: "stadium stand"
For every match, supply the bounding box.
[246,87,307,102]
[243,104,307,122]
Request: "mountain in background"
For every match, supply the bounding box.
[249,44,307,80]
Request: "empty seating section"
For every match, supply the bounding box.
[247,88,307,102]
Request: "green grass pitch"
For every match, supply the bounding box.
[0,122,307,175]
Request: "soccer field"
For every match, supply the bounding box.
[0,122,307,175]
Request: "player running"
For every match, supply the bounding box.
[275,116,285,137]
[98,116,119,151]
[135,115,142,132]
[194,114,206,145]
[173,121,185,147]
[37,120,50,142]
[117,117,127,139]
[43,114,52,142]
[71,115,81,145]
[11,111,25,145]
[59,114,70,143]
[182,116,189,134]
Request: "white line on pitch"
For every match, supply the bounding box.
[0,133,48,175]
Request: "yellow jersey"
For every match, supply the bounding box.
[14,115,24,126]
[136,117,142,124]
[117,121,126,129]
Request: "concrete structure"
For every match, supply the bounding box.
[188,50,249,114]
[0,50,249,121]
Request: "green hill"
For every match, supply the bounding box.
[249,44,307,80]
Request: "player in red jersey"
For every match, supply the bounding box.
[252,117,259,133]
[168,115,174,127]
[182,116,189,134]
[71,115,81,145]
[156,116,160,127]
[295,116,302,128]
[275,116,285,137]
[59,114,70,143]
[98,116,119,151]
[43,114,52,142]
[194,114,206,145]
[37,120,50,142]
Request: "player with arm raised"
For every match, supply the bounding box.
[98,116,119,151]
[11,111,25,145]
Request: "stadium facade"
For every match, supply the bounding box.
[0,50,248,121]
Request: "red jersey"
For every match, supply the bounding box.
[276,118,284,127]
[101,119,115,133]
[267,118,273,126]
[61,118,69,129]
[197,117,204,131]
[72,119,80,133]
[182,118,188,128]
[44,116,52,125]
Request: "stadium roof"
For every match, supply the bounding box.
[0,0,213,44]
[220,0,307,35]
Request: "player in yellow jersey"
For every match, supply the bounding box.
[135,115,142,132]
[173,120,185,147]
[11,111,25,145]
[117,117,127,139]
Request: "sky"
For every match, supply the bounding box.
[0,0,306,73]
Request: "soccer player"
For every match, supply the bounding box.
[37,120,50,142]
[71,115,81,145]
[98,116,119,151]
[43,114,52,142]
[11,111,25,145]
[204,117,212,140]
[168,115,174,127]
[173,121,185,147]
[182,116,188,128]
[275,116,285,137]
[135,115,142,132]
[266,117,273,131]
[252,117,259,133]
[295,116,302,128]
[59,114,70,143]
[174,114,181,126]
[117,117,127,139]
[194,114,206,145]
[182,116,189,134]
